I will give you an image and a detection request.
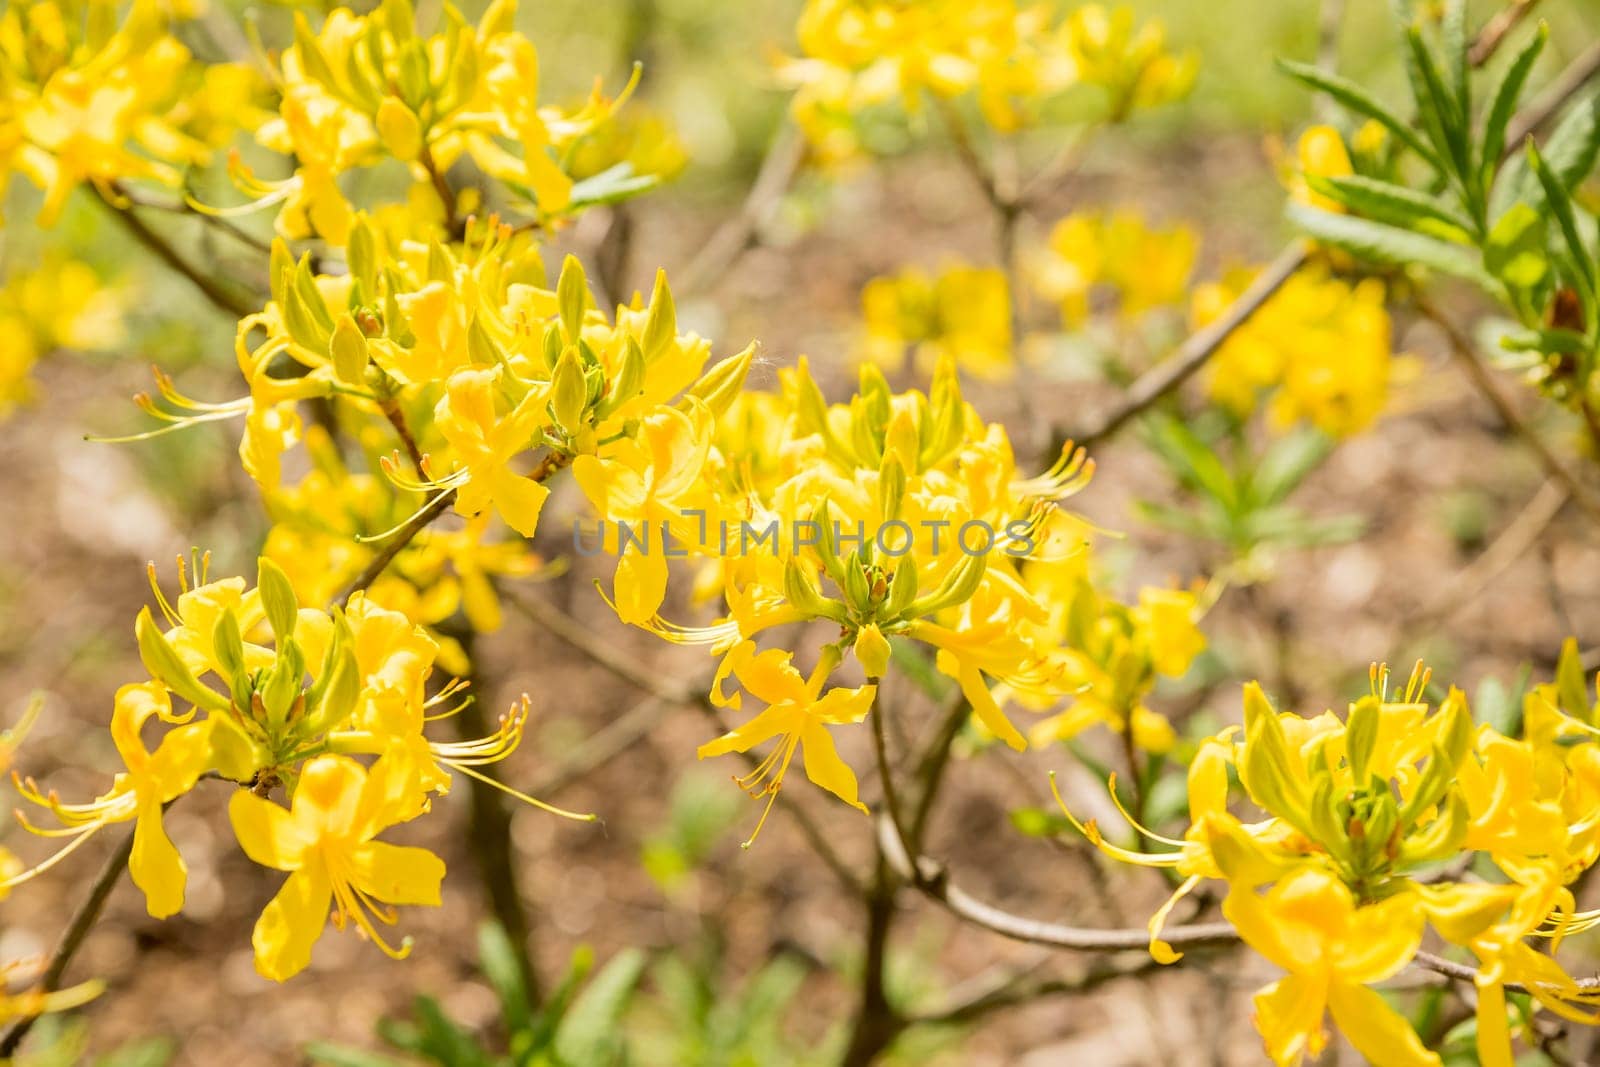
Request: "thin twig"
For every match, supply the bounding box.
[679,121,805,295]
[1417,300,1600,525]
[0,826,136,1056]
[337,489,458,608]
[905,955,1162,1026]
[1470,0,1543,67]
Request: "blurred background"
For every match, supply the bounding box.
[6,0,1600,1063]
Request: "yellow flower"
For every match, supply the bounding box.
[1031,209,1196,327]
[1224,870,1438,1067]
[573,403,713,625]
[1290,124,1354,212]
[11,682,213,918]
[228,753,445,981]
[431,368,553,539]
[699,642,874,845]
[1198,265,1407,437]
[1133,586,1205,678]
[859,263,1014,380]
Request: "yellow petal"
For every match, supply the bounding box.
[228,788,313,871]
[1325,981,1441,1067]
[490,468,550,539]
[252,867,333,982]
[800,721,867,812]
[130,799,186,919]
[348,841,445,907]
[1251,973,1329,1067]
[613,544,668,626]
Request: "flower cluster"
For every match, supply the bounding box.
[1029,207,1197,328]
[858,262,1013,381]
[1061,649,1600,1066]
[219,0,640,242]
[780,0,1192,162]
[0,0,265,225]
[4,555,579,980]
[0,254,127,417]
[1196,264,1412,437]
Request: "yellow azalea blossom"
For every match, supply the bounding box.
[228,753,445,981]
[858,263,1014,380]
[574,403,714,625]
[1289,124,1355,212]
[699,642,874,844]
[10,682,212,918]
[431,368,553,538]
[1062,5,1197,119]
[1196,265,1410,437]
[1030,208,1197,328]
[1224,870,1438,1067]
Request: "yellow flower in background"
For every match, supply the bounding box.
[228,754,445,981]
[699,642,875,844]
[1134,587,1205,679]
[1225,871,1439,1067]
[859,263,1013,380]
[1062,5,1197,118]
[0,254,128,417]
[1031,208,1197,328]
[1197,265,1409,437]
[1289,124,1355,212]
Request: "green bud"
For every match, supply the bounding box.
[1344,696,1380,785]
[211,610,252,705]
[257,557,301,644]
[783,558,849,624]
[883,561,919,620]
[907,553,986,618]
[136,608,229,714]
[597,336,645,419]
[679,343,757,420]
[557,254,588,342]
[641,269,676,363]
[550,349,589,433]
[330,314,370,385]
[375,96,423,160]
[877,454,907,523]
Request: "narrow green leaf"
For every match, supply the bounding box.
[1277,58,1442,170]
[1528,139,1598,297]
[1287,203,1498,291]
[1306,174,1474,235]
[1481,24,1547,171]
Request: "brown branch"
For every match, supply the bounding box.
[503,589,866,896]
[337,488,458,608]
[905,955,1162,1027]
[1417,300,1600,525]
[1470,0,1543,67]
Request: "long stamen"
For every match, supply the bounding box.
[447,761,597,822]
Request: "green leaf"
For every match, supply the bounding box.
[1500,327,1587,355]
[1277,58,1442,170]
[1249,428,1333,507]
[1480,23,1546,172]
[1305,174,1473,236]
[1008,807,1073,838]
[1403,24,1471,182]
[552,949,648,1065]
[304,1045,408,1067]
[1287,203,1497,291]
[1528,139,1598,298]
[477,923,533,1038]
[1491,92,1600,220]
[1482,201,1550,295]
[567,163,661,211]
[1141,415,1239,513]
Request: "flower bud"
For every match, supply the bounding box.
[376,96,423,161]
[854,624,892,678]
